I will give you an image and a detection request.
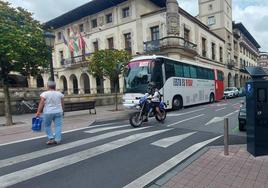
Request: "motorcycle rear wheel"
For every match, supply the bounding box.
[129,112,143,128]
[155,109,166,122]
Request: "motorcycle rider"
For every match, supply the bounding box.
[143,82,162,121]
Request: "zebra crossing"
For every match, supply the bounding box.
[0,122,222,188]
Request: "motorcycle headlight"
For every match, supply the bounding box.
[136,105,141,110]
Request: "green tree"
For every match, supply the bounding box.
[88,49,131,110]
[0,1,50,126]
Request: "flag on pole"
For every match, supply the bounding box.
[78,32,87,50]
[62,32,68,46]
[68,33,79,52]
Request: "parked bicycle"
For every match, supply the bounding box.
[16,100,38,114]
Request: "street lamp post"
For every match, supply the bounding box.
[44,31,56,81]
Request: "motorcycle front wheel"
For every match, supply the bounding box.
[129,112,143,128]
[155,109,166,122]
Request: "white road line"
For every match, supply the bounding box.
[167,114,205,127]
[225,110,239,117]
[232,103,240,106]
[216,107,226,112]
[84,124,129,133]
[151,132,196,148]
[167,108,206,117]
[205,110,240,126]
[0,122,118,147]
[0,127,149,168]
[0,129,171,187]
[124,135,222,188]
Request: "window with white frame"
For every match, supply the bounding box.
[106,13,113,23]
[207,16,215,26]
[57,32,62,41]
[91,19,97,28]
[122,7,130,18]
[150,26,159,41]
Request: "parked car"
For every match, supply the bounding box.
[238,100,246,131]
[223,87,239,98]
[238,87,246,97]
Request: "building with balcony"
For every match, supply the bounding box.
[23,0,260,95]
[258,52,268,68]
[232,22,260,87]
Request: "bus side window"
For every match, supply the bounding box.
[165,60,175,80]
[190,66,197,79]
[152,60,164,89]
[183,65,190,78]
[217,70,224,81]
[208,69,214,80]
[174,63,184,77]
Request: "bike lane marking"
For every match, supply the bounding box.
[84,124,129,133]
[151,132,197,148]
[167,114,205,127]
[167,108,206,117]
[0,129,171,187]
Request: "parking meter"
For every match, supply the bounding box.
[246,67,268,156]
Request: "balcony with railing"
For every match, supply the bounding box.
[60,53,91,68]
[227,59,235,69]
[144,36,197,57]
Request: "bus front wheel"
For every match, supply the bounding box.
[172,96,183,110]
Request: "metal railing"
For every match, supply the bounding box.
[160,36,197,51]
[144,37,197,53]
[144,40,160,53]
[61,53,91,67]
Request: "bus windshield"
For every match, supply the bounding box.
[124,60,152,93]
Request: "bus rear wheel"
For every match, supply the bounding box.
[209,93,215,103]
[172,96,183,110]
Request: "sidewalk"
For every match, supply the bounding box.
[0,105,129,145]
[156,145,268,188]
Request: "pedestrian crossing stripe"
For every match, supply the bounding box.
[0,126,150,169]
[124,135,222,188]
[0,129,171,187]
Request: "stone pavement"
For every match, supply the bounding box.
[0,105,129,145]
[158,145,268,188]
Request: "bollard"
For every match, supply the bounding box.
[224,118,229,155]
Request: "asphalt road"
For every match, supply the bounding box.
[0,97,246,188]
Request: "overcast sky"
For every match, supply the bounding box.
[4,0,268,51]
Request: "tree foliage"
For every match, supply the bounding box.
[0,1,50,81]
[88,49,132,80]
[88,49,132,110]
[0,1,50,125]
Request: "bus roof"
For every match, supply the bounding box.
[130,55,222,71]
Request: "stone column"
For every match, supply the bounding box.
[103,77,111,94]
[89,75,97,94]
[119,75,124,93]
[28,76,37,88]
[166,0,180,36]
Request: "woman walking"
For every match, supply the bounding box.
[36,81,64,145]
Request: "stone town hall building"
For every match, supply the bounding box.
[22,0,263,95]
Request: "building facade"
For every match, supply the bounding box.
[35,0,260,95]
[258,52,268,68]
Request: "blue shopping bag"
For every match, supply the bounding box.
[32,117,43,132]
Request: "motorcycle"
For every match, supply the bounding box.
[129,95,166,128]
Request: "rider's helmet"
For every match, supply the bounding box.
[147,82,156,94]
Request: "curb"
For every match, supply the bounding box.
[146,146,210,188]
[146,144,247,188]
